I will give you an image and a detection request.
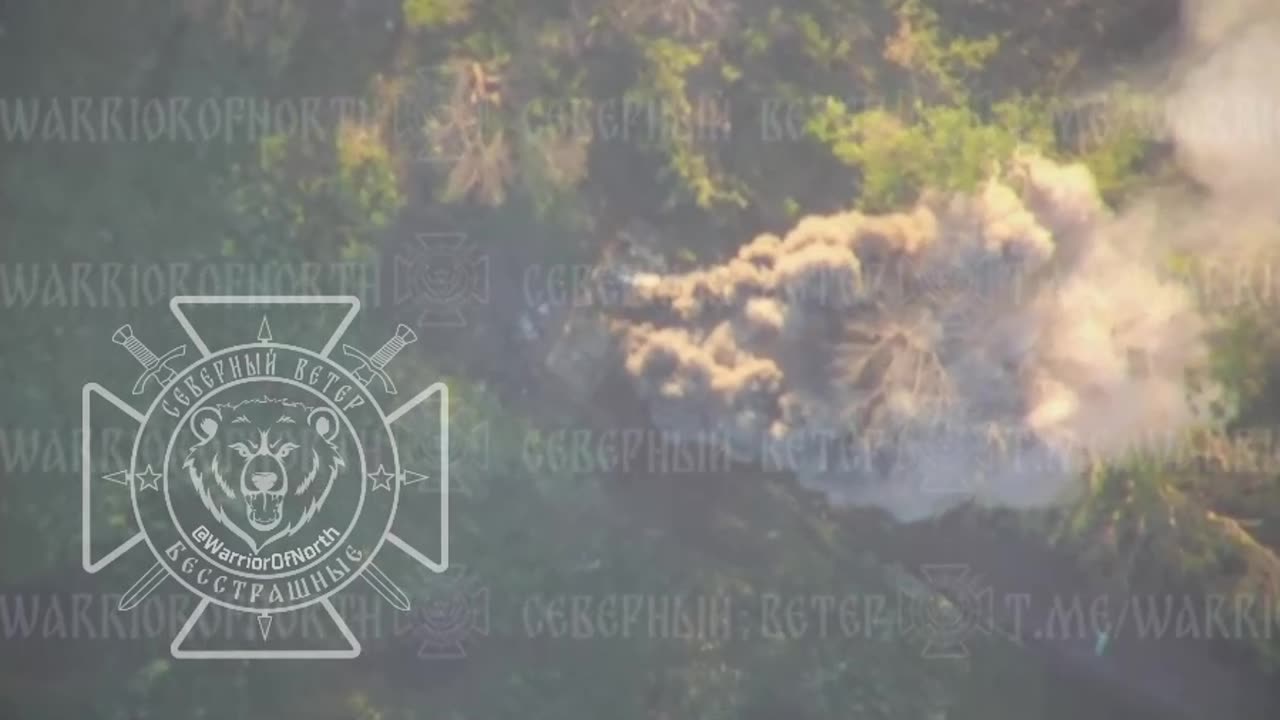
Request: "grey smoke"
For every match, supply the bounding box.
[597,0,1278,521]
[611,157,1203,520]
[1168,0,1280,206]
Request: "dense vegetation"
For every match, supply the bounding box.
[4,1,1280,718]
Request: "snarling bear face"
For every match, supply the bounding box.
[182,396,345,554]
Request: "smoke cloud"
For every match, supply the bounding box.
[588,0,1280,521]
[1167,0,1280,209]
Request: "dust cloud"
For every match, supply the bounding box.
[595,0,1280,520]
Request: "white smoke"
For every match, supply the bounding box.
[610,154,1204,520]
[1168,0,1280,203]
[596,0,1280,521]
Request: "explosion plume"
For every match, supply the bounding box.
[582,0,1280,521]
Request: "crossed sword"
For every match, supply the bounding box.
[112,324,420,615]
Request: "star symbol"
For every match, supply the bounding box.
[368,465,395,492]
[136,465,161,492]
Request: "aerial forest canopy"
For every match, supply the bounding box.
[4,0,1280,719]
